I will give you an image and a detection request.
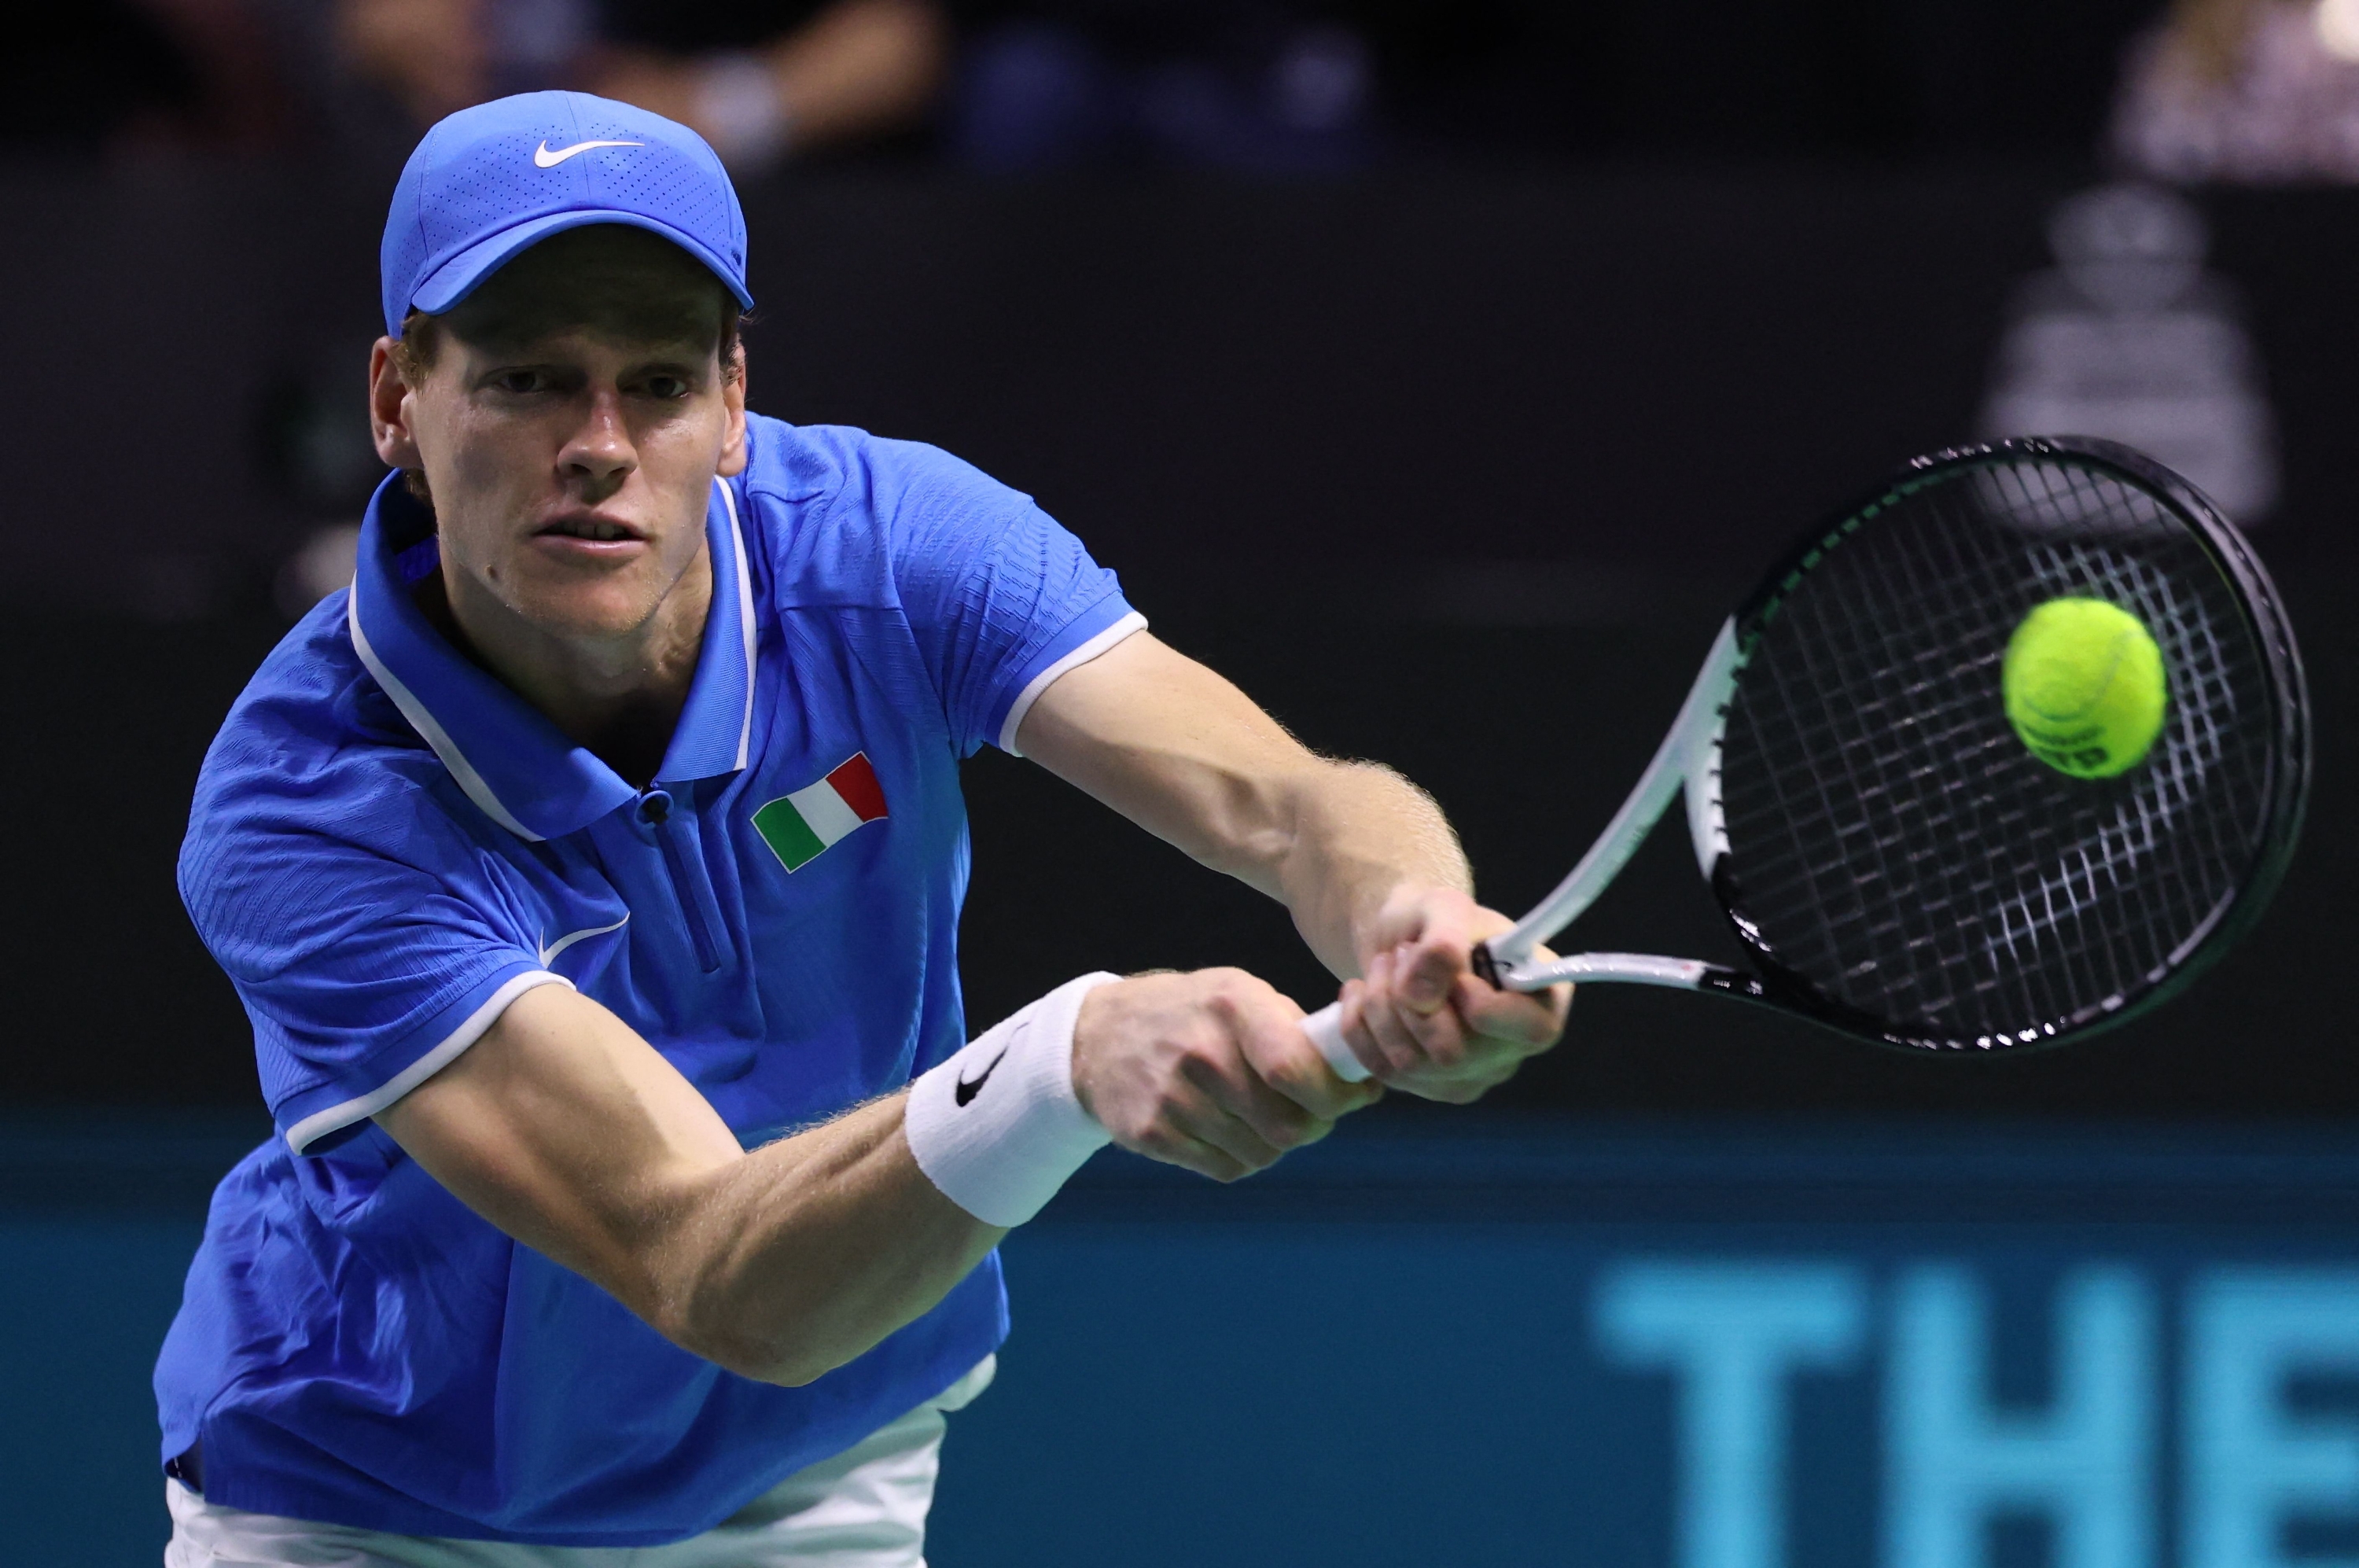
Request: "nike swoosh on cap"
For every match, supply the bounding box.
[533,138,644,168]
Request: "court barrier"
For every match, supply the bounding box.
[8,1113,2357,1566]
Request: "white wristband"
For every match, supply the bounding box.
[903,973,1121,1228]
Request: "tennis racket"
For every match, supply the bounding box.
[1305,436,2309,1075]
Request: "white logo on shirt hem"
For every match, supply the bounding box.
[538,915,630,967]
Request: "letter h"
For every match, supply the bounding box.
[1884,1265,2155,1568]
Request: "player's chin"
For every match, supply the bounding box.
[506,570,669,638]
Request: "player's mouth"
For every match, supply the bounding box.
[531,513,648,561]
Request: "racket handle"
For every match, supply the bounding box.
[1301,1002,1373,1084]
[1305,944,1508,1084]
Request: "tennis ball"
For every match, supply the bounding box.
[2003,597,2168,779]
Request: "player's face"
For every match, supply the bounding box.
[375,231,748,646]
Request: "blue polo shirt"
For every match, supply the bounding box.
[155,414,1144,1545]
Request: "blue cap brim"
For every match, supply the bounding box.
[405,208,756,327]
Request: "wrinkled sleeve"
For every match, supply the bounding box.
[180,780,568,1154]
[875,441,1145,757]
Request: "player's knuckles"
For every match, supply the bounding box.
[1193,1115,1283,1176]
[1194,966,1273,1018]
[1363,998,1430,1066]
[1463,988,1562,1048]
[1362,1002,1422,1071]
[1219,1076,1308,1145]
[1241,1092,1319,1150]
[1400,1001,1467,1057]
[1208,977,1307,1062]
[1103,1097,1168,1148]
[1172,1041,1255,1114]
[1408,922,1474,978]
[1139,1069,1220,1136]
[1125,1123,1187,1165]
[1336,990,1390,1079]
[1363,1036,1421,1082]
[1144,1129,1242,1182]
[1248,1054,1325,1113]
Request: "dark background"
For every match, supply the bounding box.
[13,0,2168,160]
[2,165,2350,1120]
[9,5,2359,1560]
[2,0,2351,1121]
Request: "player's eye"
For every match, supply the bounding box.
[642,374,690,399]
[488,369,543,396]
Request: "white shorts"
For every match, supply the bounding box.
[164,1356,995,1568]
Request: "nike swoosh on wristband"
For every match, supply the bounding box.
[533,138,644,167]
[954,1048,1010,1106]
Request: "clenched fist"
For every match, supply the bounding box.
[1072,968,1382,1182]
[1334,885,1570,1102]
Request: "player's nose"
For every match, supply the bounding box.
[558,388,637,487]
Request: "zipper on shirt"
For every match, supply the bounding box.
[636,786,723,974]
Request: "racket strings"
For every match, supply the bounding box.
[1810,469,2254,1032]
[1718,456,2276,1044]
[1740,484,2061,1017]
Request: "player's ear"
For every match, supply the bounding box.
[716,341,749,480]
[370,337,425,472]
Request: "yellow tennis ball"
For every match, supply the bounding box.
[2003,597,2168,779]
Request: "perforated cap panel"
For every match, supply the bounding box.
[380,90,751,336]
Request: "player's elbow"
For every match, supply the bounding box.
[710,1336,842,1389]
[659,1296,840,1387]
[703,1335,833,1388]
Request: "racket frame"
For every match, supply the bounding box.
[1471,436,2310,1054]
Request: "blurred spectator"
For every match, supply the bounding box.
[950,2,1377,171]
[2112,0,2359,180]
[267,0,944,169]
[332,0,504,130]
[587,0,948,170]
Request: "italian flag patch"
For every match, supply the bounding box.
[753,753,889,872]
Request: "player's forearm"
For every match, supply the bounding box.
[1267,760,1472,977]
[1014,635,1472,977]
[1079,745,1470,974]
[646,1099,1003,1386]
[380,989,1003,1389]
[657,975,1122,1379]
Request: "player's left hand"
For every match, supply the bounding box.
[1334,885,1570,1102]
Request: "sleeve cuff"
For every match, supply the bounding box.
[279,967,575,1154]
[995,609,1149,756]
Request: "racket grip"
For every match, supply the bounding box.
[1301,1002,1373,1084]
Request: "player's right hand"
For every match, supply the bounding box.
[1070,968,1382,1182]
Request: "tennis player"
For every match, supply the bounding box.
[156,90,1565,1566]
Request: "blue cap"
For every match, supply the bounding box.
[381,90,755,339]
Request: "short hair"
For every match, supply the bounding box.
[391,303,745,384]
[387,226,748,509]
[390,223,745,376]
